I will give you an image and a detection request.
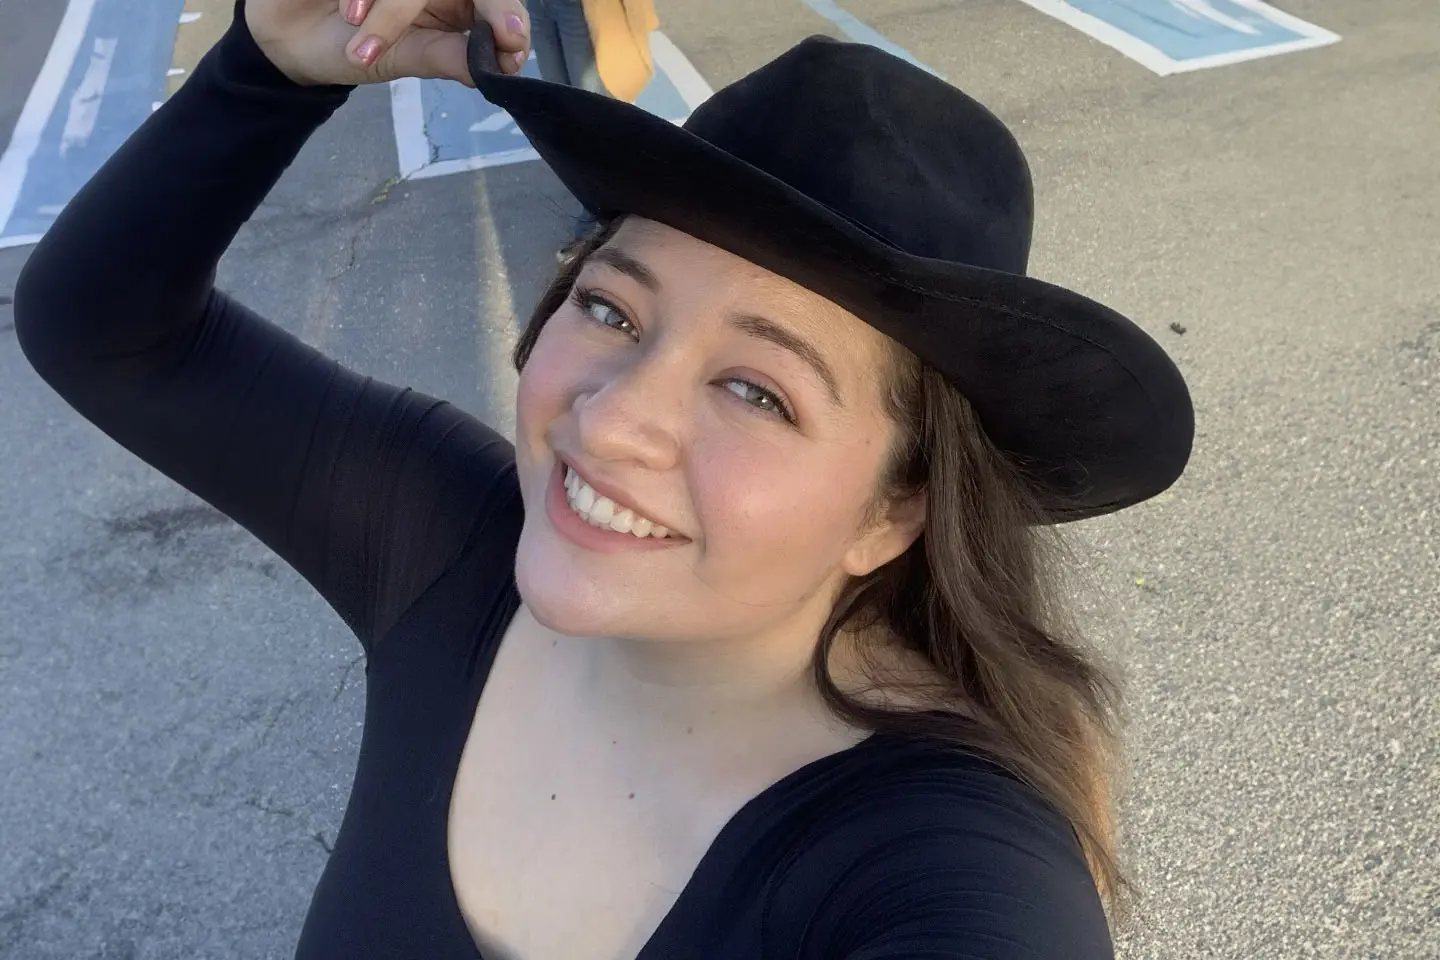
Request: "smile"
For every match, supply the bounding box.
[563,466,672,539]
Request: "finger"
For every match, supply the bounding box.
[388,29,472,86]
[346,0,428,67]
[340,0,369,28]
[475,0,531,65]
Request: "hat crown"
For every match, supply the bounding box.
[683,37,1035,274]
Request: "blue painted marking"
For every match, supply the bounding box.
[417,52,692,166]
[1,0,184,244]
[796,0,941,77]
[1063,0,1318,61]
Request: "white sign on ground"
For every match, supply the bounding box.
[1015,0,1340,76]
[0,0,186,250]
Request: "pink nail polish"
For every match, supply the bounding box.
[346,0,364,25]
[507,14,525,36]
[355,35,382,65]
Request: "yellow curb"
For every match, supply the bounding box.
[167,0,234,96]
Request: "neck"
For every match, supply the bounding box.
[527,606,845,747]
[589,626,821,724]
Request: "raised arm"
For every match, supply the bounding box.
[14,1,529,649]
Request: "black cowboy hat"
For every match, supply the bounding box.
[466,29,1193,522]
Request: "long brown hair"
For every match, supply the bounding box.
[515,219,1126,908]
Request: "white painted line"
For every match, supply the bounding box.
[37,204,67,215]
[0,0,99,236]
[0,233,47,250]
[152,101,164,111]
[1013,0,1339,76]
[408,149,542,180]
[1015,0,1182,74]
[1148,34,1340,73]
[648,31,713,106]
[179,11,201,24]
[167,67,186,77]
[394,32,708,182]
[1175,0,1260,35]
[1227,0,1344,36]
[388,78,431,179]
[60,37,118,157]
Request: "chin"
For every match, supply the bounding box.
[511,450,694,640]
[513,517,635,638]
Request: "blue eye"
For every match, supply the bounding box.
[721,378,795,423]
[569,286,795,425]
[572,288,636,337]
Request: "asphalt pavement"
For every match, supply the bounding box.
[1,1,1437,958]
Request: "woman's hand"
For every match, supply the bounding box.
[245,0,530,87]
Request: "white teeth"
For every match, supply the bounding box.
[590,496,615,524]
[563,467,671,539]
[574,483,596,512]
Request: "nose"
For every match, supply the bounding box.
[573,358,684,471]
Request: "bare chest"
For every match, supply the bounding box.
[443,613,865,959]
[447,744,701,959]
[444,626,723,959]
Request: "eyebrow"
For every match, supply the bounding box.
[727,312,842,406]
[588,246,843,406]
[589,247,660,292]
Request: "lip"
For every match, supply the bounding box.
[544,459,687,554]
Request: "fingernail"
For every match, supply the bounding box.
[507,14,525,36]
[346,0,365,25]
[509,51,527,72]
[354,35,382,65]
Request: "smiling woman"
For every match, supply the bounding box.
[520,213,1128,895]
[13,0,1191,957]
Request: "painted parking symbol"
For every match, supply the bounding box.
[390,34,712,182]
[0,0,187,249]
[1016,0,1340,75]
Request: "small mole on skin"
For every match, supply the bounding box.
[550,794,556,800]
[686,727,693,735]
[628,793,635,800]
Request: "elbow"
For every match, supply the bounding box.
[11,236,110,391]
[12,243,71,380]
[13,246,56,370]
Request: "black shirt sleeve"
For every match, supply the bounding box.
[14,2,519,652]
[776,752,1115,960]
[819,829,1112,960]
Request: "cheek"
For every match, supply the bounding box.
[691,444,875,587]
[515,326,578,441]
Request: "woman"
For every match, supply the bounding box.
[14,0,1193,957]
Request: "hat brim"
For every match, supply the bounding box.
[473,70,1193,522]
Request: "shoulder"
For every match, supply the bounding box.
[395,395,525,560]
[765,736,1113,960]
